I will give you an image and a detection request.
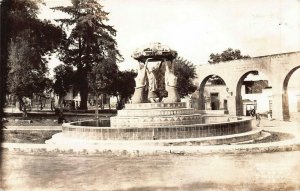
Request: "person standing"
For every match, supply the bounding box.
[256,113,261,127]
[250,108,256,117]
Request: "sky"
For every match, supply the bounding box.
[39,0,300,78]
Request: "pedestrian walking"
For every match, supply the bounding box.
[256,113,261,127]
[250,108,256,117]
[267,111,272,121]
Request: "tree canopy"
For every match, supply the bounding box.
[53,64,75,98]
[208,48,250,64]
[208,48,250,85]
[53,0,122,110]
[6,0,63,117]
[87,56,119,96]
[174,57,197,97]
[113,70,136,108]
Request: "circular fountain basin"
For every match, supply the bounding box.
[61,116,252,141]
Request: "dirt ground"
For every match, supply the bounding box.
[3,130,61,144]
[1,151,300,191]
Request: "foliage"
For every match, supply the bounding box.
[53,0,123,110]
[8,0,62,58]
[7,36,51,116]
[53,64,75,98]
[114,70,136,105]
[154,57,197,99]
[87,57,118,95]
[208,48,250,85]
[207,75,226,85]
[208,48,250,64]
[174,57,197,97]
[6,0,63,117]
[1,0,9,124]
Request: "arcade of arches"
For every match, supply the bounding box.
[193,51,300,121]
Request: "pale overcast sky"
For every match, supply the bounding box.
[39,0,300,75]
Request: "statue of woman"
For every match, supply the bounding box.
[163,59,180,103]
[145,59,159,103]
[131,62,147,103]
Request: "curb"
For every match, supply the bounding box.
[2,138,300,156]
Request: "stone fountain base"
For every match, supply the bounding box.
[53,102,253,141]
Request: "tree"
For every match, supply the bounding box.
[208,48,250,64]
[1,0,10,128]
[35,77,53,110]
[208,75,226,85]
[6,0,62,118]
[113,70,136,109]
[8,36,48,117]
[174,57,197,97]
[53,64,75,114]
[53,0,122,110]
[87,56,118,118]
[208,48,250,85]
[155,57,197,100]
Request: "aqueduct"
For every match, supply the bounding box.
[194,51,300,121]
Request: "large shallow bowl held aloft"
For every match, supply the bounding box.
[132,42,178,62]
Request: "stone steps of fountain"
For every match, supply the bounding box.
[110,114,203,128]
[47,129,262,146]
[117,108,195,117]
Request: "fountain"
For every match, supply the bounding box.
[47,43,260,146]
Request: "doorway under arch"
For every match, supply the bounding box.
[282,66,300,121]
[236,70,272,116]
[199,75,228,112]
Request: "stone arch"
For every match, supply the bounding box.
[198,74,228,110]
[235,70,272,116]
[282,66,300,121]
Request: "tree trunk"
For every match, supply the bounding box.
[18,98,22,111]
[101,94,104,110]
[116,96,120,110]
[57,95,65,124]
[19,97,27,119]
[77,38,88,110]
[108,97,111,110]
[39,97,43,110]
[95,93,99,119]
[58,96,63,114]
[79,86,88,110]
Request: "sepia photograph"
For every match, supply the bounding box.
[0,0,300,190]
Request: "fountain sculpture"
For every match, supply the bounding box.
[47,43,258,146]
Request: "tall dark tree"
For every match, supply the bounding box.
[1,0,9,123]
[53,0,122,110]
[208,48,250,64]
[6,0,62,117]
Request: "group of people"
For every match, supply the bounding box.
[250,108,273,127]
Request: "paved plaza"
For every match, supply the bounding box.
[2,149,300,191]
